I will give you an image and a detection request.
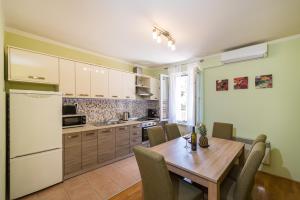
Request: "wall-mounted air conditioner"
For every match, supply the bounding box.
[221,43,268,64]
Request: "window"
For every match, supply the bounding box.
[175,73,188,123]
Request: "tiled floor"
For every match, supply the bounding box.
[20,156,141,200]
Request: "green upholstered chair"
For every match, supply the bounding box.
[229,134,267,181]
[220,142,266,200]
[133,146,203,200]
[165,123,182,141]
[249,134,267,152]
[148,126,166,147]
[212,122,233,140]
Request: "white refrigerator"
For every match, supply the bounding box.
[9,90,63,199]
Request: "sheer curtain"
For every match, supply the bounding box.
[186,63,197,126]
[168,62,199,126]
[168,64,182,123]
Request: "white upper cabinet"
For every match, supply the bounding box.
[150,78,160,100]
[8,47,59,84]
[123,72,136,100]
[75,62,91,98]
[59,59,76,97]
[91,66,109,98]
[108,69,124,99]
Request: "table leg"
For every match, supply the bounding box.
[239,146,245,167]
[208,182,220,200]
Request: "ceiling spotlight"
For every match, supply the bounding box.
[157,34,162,43]
[152,25,175,50]
[171,44,176,51]
[168,39,173,47]
[152,28,157,40]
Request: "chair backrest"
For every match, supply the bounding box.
[165,123,181,141]
[234,142,266,200]
[148,126,166,147]
[249,134,267,152]
[212,122,233,140]
[133,146,174,200]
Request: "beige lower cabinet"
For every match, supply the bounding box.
[130,124,142,152]
[82,130,98,169]
[63,132,82,176]
[63,123,142,178]
[116,126,130,158]
[98,128,116,164]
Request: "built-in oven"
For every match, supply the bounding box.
[141,121,158,142]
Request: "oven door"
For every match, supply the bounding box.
[142,126,157,142]
[142,127,149,142]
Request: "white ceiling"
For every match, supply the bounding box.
[4,0,300,67]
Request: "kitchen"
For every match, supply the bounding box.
[2,1,300,200]
[8,45,162,199]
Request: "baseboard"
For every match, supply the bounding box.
[258,171,300,184]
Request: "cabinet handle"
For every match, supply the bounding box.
[64,93,74,96]
[95,94,104,97]
[79,94,89,97]
[68,135,79,139]
[112,95,118,98]
[101,129,111,133]
[86,132,95,136]
[126,96,130,99]
[28,75,45,80]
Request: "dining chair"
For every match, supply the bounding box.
[165,123,182,141]
[133,146,203,200]
[229,134,267,181]
[148,126,166,147]
[212,122,233,140]
[249,134,267,152]
[219,142,266,200]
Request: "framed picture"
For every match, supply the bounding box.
[234,76,248,89]
[216,79,228,91]
[255,74,273,88]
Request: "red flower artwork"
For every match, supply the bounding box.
[234,77,248,89]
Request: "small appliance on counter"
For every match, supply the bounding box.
[122,112,130,121]
[148,109,158,118]
[62,104,86,128]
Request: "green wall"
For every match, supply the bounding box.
[202,37,300,182]
[0,0,6,199]
[4,31,160,90]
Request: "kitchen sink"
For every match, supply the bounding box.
[93,121,126,127]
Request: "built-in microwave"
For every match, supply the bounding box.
[62,114,86,128]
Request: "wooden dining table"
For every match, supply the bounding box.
[151,136,245,200]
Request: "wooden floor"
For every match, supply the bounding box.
[110,171,300,200]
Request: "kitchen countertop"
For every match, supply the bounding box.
[62,120,142,134]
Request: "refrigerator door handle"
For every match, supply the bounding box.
[11,148,62,159]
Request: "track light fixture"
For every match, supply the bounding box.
[152,26,176,51]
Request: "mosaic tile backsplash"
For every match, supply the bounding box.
[63,98,159,123]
